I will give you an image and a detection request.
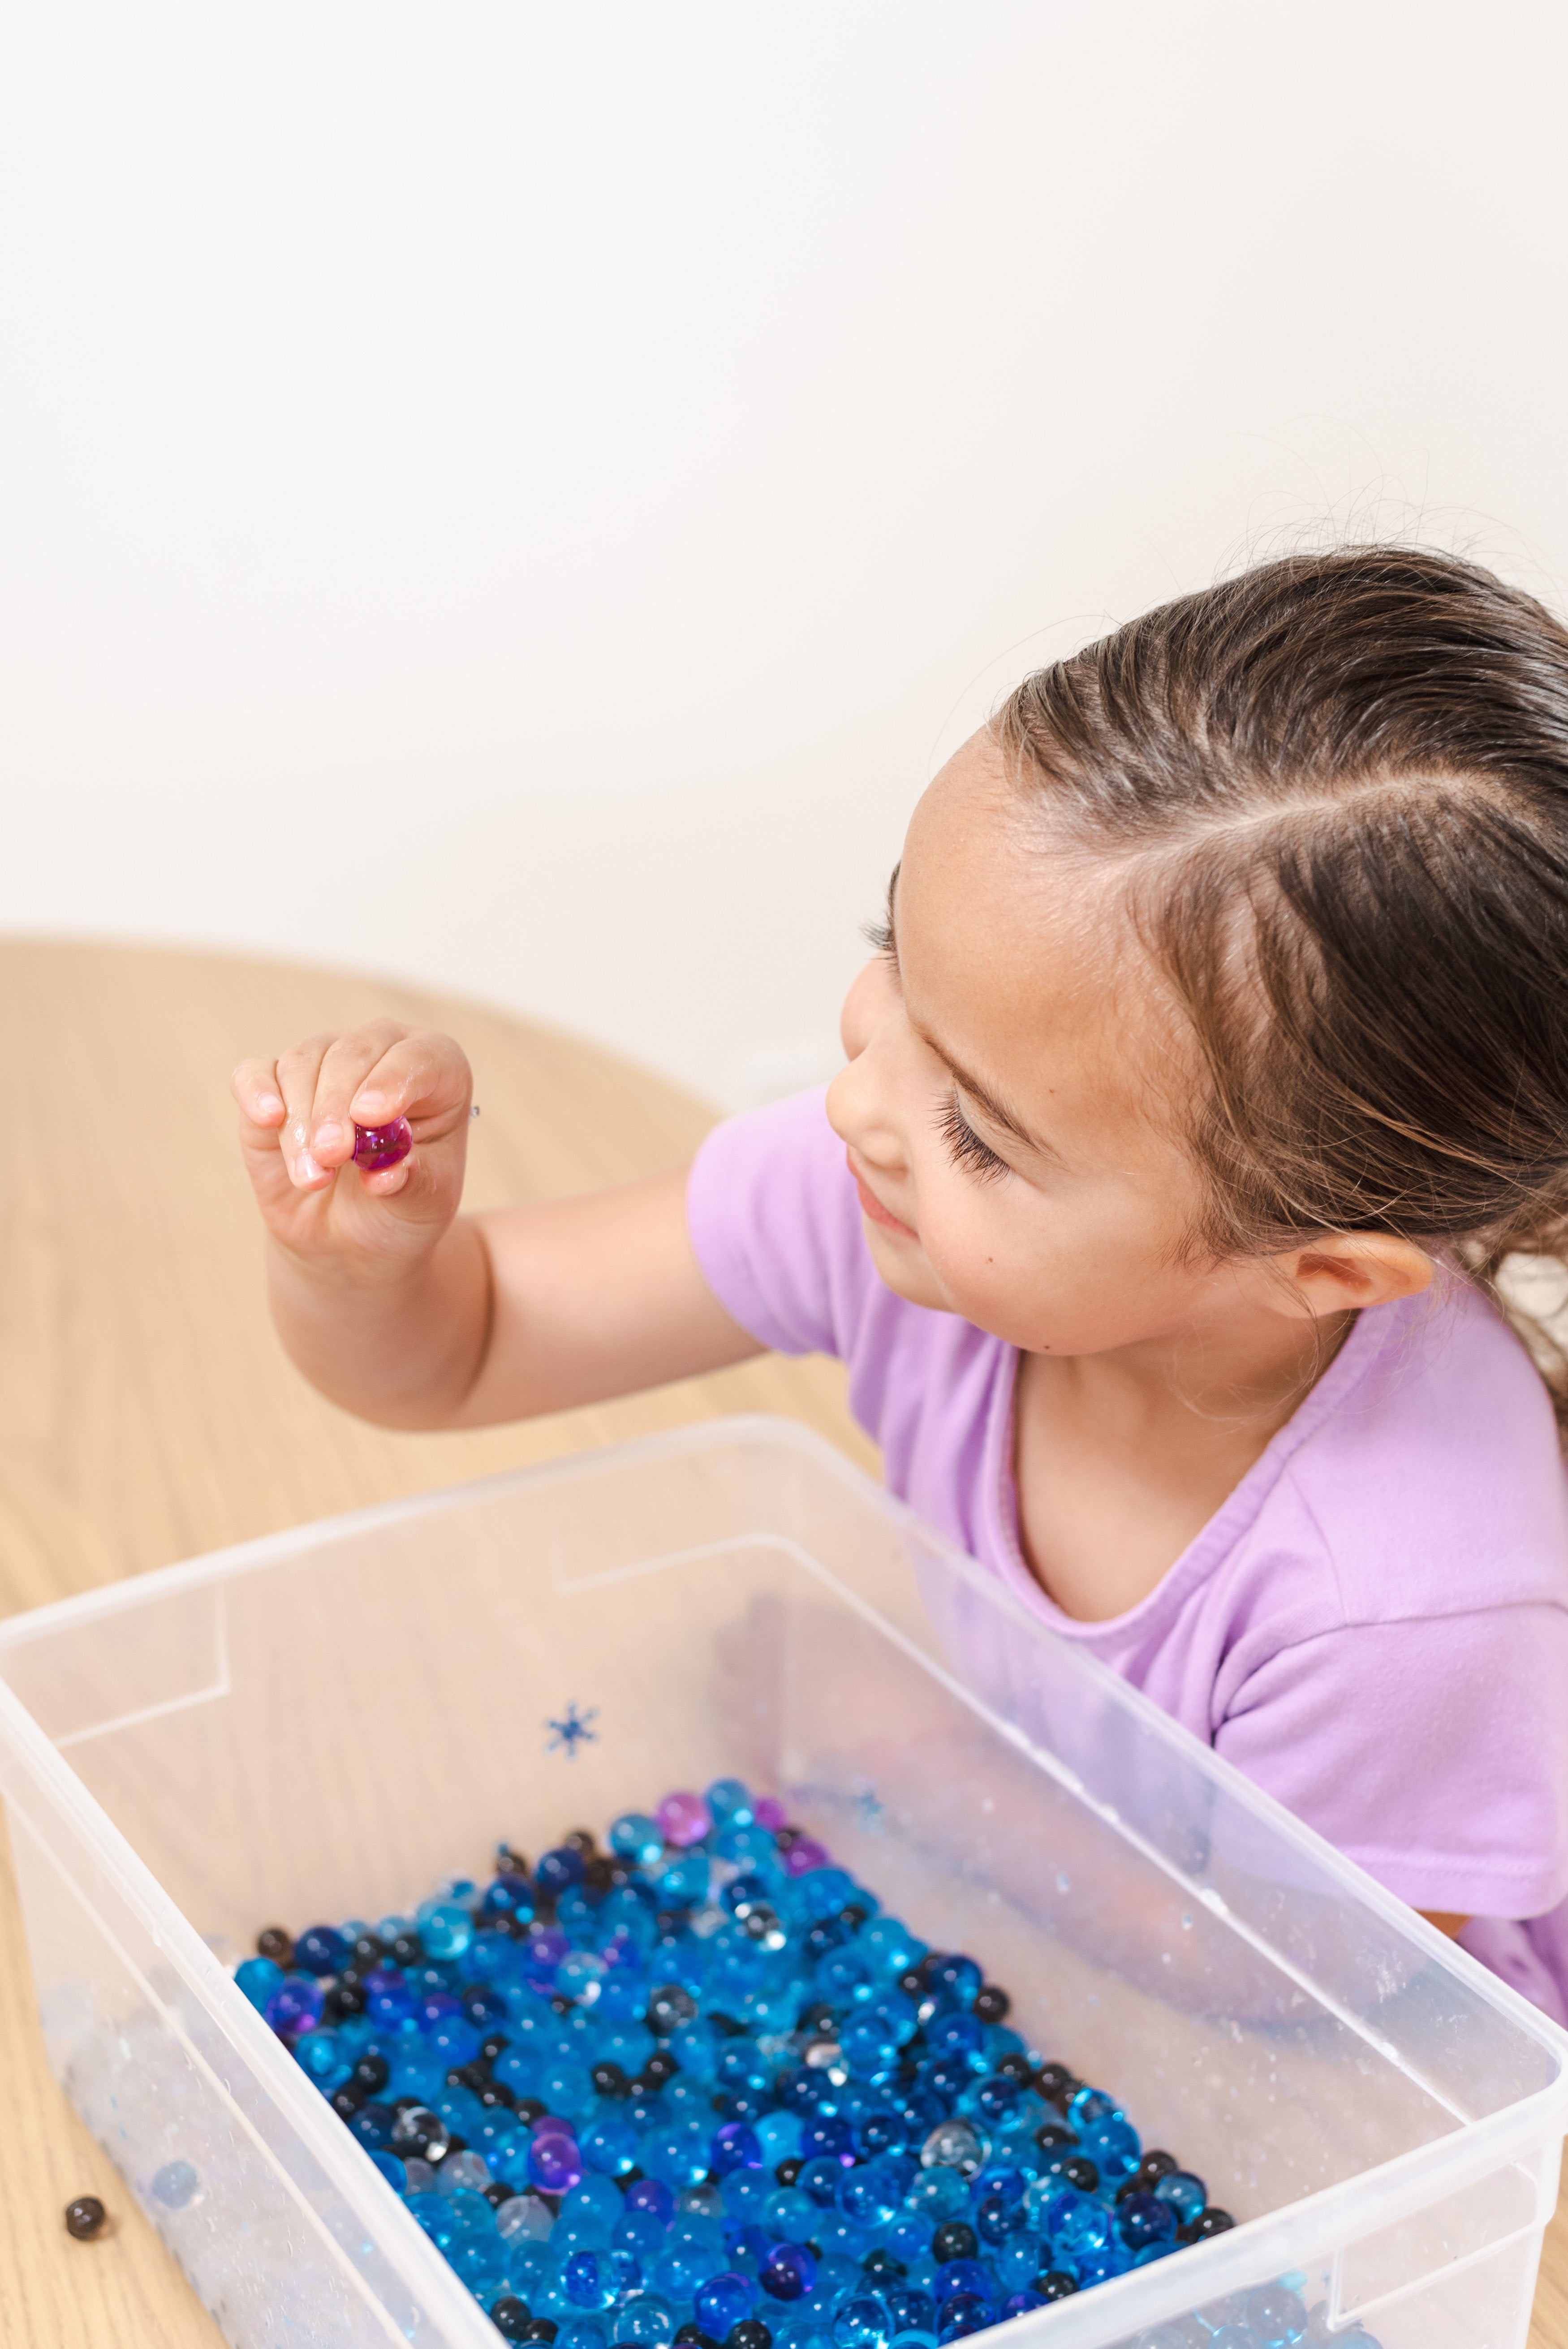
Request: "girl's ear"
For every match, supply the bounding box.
[1274,1232,1436,1321]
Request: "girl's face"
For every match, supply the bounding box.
[827,729,1289,1357]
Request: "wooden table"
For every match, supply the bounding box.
[0,940,1561,2347]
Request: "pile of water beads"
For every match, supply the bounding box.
[236,1780,1381,2349]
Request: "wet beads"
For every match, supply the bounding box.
[353,1117,413,1171]
[243,1784,1366,2349]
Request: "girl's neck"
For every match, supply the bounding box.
[1012,1306,1361,1623]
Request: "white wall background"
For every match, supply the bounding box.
[3,3,1567,1105]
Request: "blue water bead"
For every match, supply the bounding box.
[653,1849,711,1907]
[1079,2113,1141,2185]
[791,2155,842,2208]
[1118,2193,1178,2253]
[924,2013,983,2064]
[559,2324,611,2349]
[540,2058,598,2120]
[1204,2333,1258,2349]
[582,2113,639,2177]
[717,1823,781,1871]
[762,2187,820,2244]
[858,1918,927,1980]
[481,1873,536,1923]
[935,2298,989,2343]
[642,2119,711,2189]
[610,1812,665,1867]
[596,2020,655,2076]
[1243,2285,1309,2345]
[454,2233,510,2295]
[651,2238,720,2297]
[717,2172,772,2226]
[1152,2168,1206,2225]
[150,2159,200,2208]
[414,1897,474,1963]
[884,2289,937,2337]
[972,2192,1025,2246]
[836,2162,903,2230]
[883,2215,934,2266]
[706,1777,755,1828]
[362,1967,416,2030]
[563,2250,620,2310]
[695,2272,756,2335]
[934,2260,991,2310]
[801,2113,856,2168]
[616,2293,678,2344]
[536,1845,588,1898]
[834,2297,892,2349]
[709,2120,762,2177]
[369,2149,408,2194]
[754,2109,803,2169]
[904,2170,969,2224]
[818,1948,874,2009]
[1047,2188,1114,2260]
[625,2177,676,2225]
[793,1867,861,1920]
[924,1956,981,2012]
[990,2237,1042,2293]
[292,1925,349,1977]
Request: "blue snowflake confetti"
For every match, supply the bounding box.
[854,1784,887,1834]
[545,1700,599,1759]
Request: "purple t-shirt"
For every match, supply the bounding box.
[687,1087,1568,2022]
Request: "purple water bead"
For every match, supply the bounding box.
[759,2241,817,2301]
[529,2126,584,2194]
[784,1837,831,1877]
[752,1795,788,1833]
[352,1117,413,1171]
[655,1790,711,1849]
[710,2121,763,2176]
[263,1976,324,2037]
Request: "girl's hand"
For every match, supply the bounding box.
[230,1021,474,1281]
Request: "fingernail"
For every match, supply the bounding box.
[256,1093,284,1118]
[354,1094,384,1116]
[314,1121,345,1153]
[297,1151,324,1183]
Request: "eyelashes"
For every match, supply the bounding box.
[938,1093,1009,1182]
[862,917,896,958]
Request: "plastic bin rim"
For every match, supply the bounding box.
[1,1411,1565,2074]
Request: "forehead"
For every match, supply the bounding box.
[897,736,1178,1148]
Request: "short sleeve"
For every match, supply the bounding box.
[1215,1607,1568,1918]
[685,1088,872,1360]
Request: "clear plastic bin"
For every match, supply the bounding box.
[0,1415,1563,2349]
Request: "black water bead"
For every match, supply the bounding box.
[725,2325,772,2349]
[563,1829,597,1855]
[932,2221,978,2264]
[1060,2156,1099,2193]
[1179,2207,1236,2242]
[495,1845,530,1876]
[993,2052,1033,2087]
[774,2158,804,2187]
[647,1983,698,2037]
[519,2324,559,2345]
[707,2011,745,2037]
[643,2050,680,2087]
[480,2083,515,2111]
[490,2297,534,2340]
[481,2033,512,2062]
[388,1930,425,1967]
[64,2195,107,2240]
[329,2084,366,2121]
[256,1925,293,1965]
[861,2249,905,2281]
[350,1932,385,1970]
[1116,2151,1179,2202]
[485,2182,515,2211]
[593,2063,631,2098]
[973,1984,1010,2024]
[323,1983,366,2023]
[838,1904,870,1932]
[1036,2272,1078,2301]
[674,2331,719,2349]
[1033,2121,1076,2151]
[353,2055,391,2094]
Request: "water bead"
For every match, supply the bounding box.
[292,1924,350,1976]
[706,1779,755,1829]
[264,1975,325,2036]
[352,1117,413,1171]
[919,2121,985,2179]
[759,2242,817,2301]
[833,2297,892,2349]
[616,2292,678,2344]
[151,2159,201,2209]
[611,1813,666,1867]
[235,1955,285,2011]
[1244,2285,1309,2345]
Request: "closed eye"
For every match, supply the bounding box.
[938,1092,1009,1182]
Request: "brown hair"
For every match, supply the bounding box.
[996,544,1568,1418]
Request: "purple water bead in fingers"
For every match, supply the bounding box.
[655,1790,711,1849]
[353,1117,413,1172]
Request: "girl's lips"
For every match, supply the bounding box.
[849,1155,918,1240]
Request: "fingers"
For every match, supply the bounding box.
[233,1022,473,1198]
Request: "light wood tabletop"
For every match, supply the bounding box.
[0,939,1562,2348]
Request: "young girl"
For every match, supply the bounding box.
[233,546,1568,2026]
